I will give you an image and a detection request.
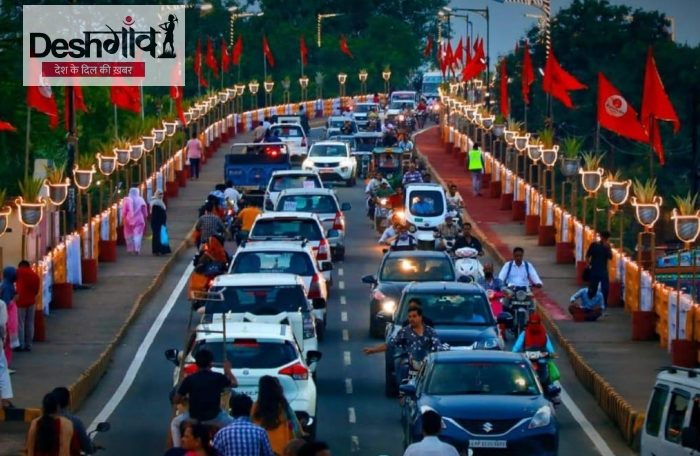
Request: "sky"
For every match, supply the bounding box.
[445,0,700,67]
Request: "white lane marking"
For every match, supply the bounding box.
[348,407,356,423]
[560,388,616,456]
[345,378,353,394]
[340,295,347,305]
[339,280,345,290]
[351,436,360,453]
[338,268,344,277]
[88,262,194,432]
[342,329,349,341]
[341,311,348,322]
[343,350,352,366]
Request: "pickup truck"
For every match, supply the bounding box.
[225,142,291,206]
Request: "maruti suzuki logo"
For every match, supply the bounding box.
[482,422,494,433]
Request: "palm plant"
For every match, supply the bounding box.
[18,176,44,202]
[45,161,65,184]
[538,128,555,148]
[632,178,657,204]
[560,136,583,158]
[673,191,698,216]
[0,188,7,207]
[76,152,95,169]
[581,151,605,171]
[507,119,523,133]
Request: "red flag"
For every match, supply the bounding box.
[542,50,587,108]
[232,36,243,66]
[339,35,353,58]
[500,59,509,118]
[300,36,308,66]
[444,41,454,70]
[110,86,141,114]
[0,120,16,132]
[63,85,87,130]
[221,38,230,73]
[597,73,648,143]
[423,35,433,58]
[170,62,186,126]
[521,42,535,105]
[461,37,486,82]
[194,39,208,88]
[465,36,471,65]
[27,84,58,129]
[262,35,275,67]
[205,37,219,76]
[453,38,464,67]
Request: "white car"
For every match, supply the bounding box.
[264,170,323,210]
[405,183,448,245]
[302,141,357,187]
[201,273,319,361]
[229,241,331,338]
[269,123,308,161]
[165,321,321,438]
[352,102,380,129]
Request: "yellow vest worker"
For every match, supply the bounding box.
[468,148,484,171]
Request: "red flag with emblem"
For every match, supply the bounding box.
[263,35,275,67]
[205,37,219,76]
[170,61,186,125]
[597,72,648,143]
[221,38,230,73]
[462,37,486,82]
[453,38,463,68]
[340,35,353,58]
[194,39,208,88]
[232,36,243,66]
[300,36,308,66]
[27,64,58,128]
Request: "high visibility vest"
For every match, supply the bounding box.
[468,149,483,171]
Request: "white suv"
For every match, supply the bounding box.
[269,123,308,161]
[229,241,330,339]
[302,141,357,187]
[264,170,323,211]
[165,321,321,438]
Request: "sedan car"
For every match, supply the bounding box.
[400,351,559,455]
[264,170,324,211]
[362,250,456,338]
[302,141,357,187]
[382,282,505,396]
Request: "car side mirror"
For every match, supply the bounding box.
[361,275,377,285]
[681,427,700,450]
[496,312,514,327]
[321,262,333,272]
[164,348,180,366]
[341,202,352,211]
[399,383,417,397]
[327,229,340,238]
[306,350,323,365]
[95,422,111,433]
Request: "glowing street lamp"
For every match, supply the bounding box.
[299,76,309,101]
[337,72,347,97]
[382,69,391,93]
[358,69,368,95]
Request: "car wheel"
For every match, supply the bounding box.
[369,314,385,339]
[385,364,398,397]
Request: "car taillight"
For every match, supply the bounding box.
[332,211,345,230]
[302,314,316,339]
[316,238,330,261]
[308,273,322,299]
[183,363,198,377]
[279,362,309,380]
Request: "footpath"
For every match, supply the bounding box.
[415,125,669,447]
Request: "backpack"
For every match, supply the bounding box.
[504,260,531,283]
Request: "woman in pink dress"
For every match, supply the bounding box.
[122,188,148,255]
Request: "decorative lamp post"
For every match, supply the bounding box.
[672,208,700,246]
[540,145,558,199]
[358,70,368,95]
[73,164,95,191]
[449,81,460,96]
[142,136,155,153]
[248,80,259,109]
[503,129,517,146]
[337,72,347,97]
[382,69,391,94]
[632,195,662,231]
[184,111,193,125]
[299,76,309,102]
[114,147,131,167]
[263,80,274,108]
[15,197,44,228]
[514,133,530,153]
[234,84,246,112]
[0,204,10,237]
[97,154,117,176]
[281,78,291,104]
[579,165,605,229]
[604,177,631,246]
[163,121,178,137]
[481,115,495,130]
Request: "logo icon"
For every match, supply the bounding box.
[604,95,628,118]
[158,14,178,58]
[482,422,494,433]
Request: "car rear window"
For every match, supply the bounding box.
[195,339,298,368]
[380,257,454,282]
[270,175,321,192]
[270,125,303,138]
[205,285,308,314]
[251,219,323,241]
[355,104,378,113]
[398,293,493,325]
[426,362,539,396]
[232,251,315,276]
[277,195,338,214]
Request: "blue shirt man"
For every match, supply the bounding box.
[213,394,274,456]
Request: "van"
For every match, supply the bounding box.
[640,366,700,455]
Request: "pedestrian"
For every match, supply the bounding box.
[585,230,613,311]
[16,260,40,352]
[0,298,14,408]
[251,376,304,455]
[26,392,74,456]
[1,266,18,362]
[51,387,94,455]
[467,142,485,196]
[298,441,332,456]
[569,283,604,322]
[213,393,274,456]
[180,422,217,456]
[186,132,203,179]
[121,188,148,255]
[402,410,459,456]
[150,190,171,256]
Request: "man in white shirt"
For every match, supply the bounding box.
[497,246,543,288]
[403,410,459,456]
[223,180,241,211]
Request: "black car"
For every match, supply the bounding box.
[361,250,456,338]
[383,282,505,396]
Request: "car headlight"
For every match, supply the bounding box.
[302,159,313,169]
[381,300,396,314]
[475,339,499,350]
[340,166,348,172]
[528,405,552,429]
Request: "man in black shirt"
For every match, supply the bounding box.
[454,222,483,255]
[171,348,238,447]
[586,230,613,310]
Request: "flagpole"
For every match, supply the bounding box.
[25,108,32,180]
[113,105,118,139]
[648,114,655,178]
[140,85,144,120]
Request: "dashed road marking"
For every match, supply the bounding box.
[343,350,352,366]
[351,436,360,453]
[338,268,344,276]
[339,280,346,290]
[340,295,347,305]
[341,311,348,322]
[348,407,356,423]
[345,378,353,394]
[342,329,349,341]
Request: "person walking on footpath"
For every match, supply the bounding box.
[122,188,148,255]
[186,132,203,180]
[150,190,171,256]
[26,392,74,456]
[16,260,40,352]
[1,266,19,363]
[467,142,485,196]
[402,410,459,456]
[569,284,604,321]
[586,230,613,311]
[0,298,14,408]
[213,394,275,456]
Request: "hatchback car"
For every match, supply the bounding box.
[302,141,357,186]
[274,188,351,261]
[400,351,559,455]
[165,321,321,438]
[269,123,308,161]
[264,170,323,210]
[362,250,456,338]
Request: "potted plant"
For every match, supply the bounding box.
[504,119,522,145]
[492,114,506,137]
[73,152,96,190]
[631,178,662,229]
[44,161,70,206]
[264,75,275,94]
[560,136,581,177]
[16,176,45,227]
[579,152,605,194]
[527,137,543,162]
[113,137,131,166]
[0,189,10,236]
[671,192,700,244]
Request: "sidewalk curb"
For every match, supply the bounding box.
[414,127,643,448]
[0,407,40,423]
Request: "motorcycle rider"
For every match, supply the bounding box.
[512,314,561,403]
[365,173,392,219]
[454,223,483,255]
[388,223,417,251]
[478,263,503,292]
[446,183,464,213]
[378,213,404,245]
[435,215,461,251]
[364,306,442,386]
[402,163,423,186]
[498,247,543,288]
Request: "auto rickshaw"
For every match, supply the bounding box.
[372,147,404,188]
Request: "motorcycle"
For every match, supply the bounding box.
[85,421,110,454]
[454,247,484,283]
[524,350,561,404]
[374,197,392,234]
[503,285,535,337]
[415,110,427,129]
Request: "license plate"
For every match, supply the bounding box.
[320,168,334,173]
[469,440,507,449]
[235,388,258,398]
[414,217,424,222]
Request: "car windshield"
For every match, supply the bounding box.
[277,195,339,214]
[309,144,347,157]
[409,190,444,217]
[389,102,415,110]
[356,104,378,113]
[251,219,323,241]
[270,125,303,138]
[194,339,298,368]
[398,293,494,325]
[270,175,321,192]
[392,93,416,101]
[426,362,539,396]
[380,257,454,282]
[329,119,346,128]
[206,285,308,315]
[231,251,315,276]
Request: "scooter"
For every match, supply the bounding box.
[454,247,484,283]
[85,421,110,454]
[503,285,535,337]
[524,350,562,404]
[374,198,392,234]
